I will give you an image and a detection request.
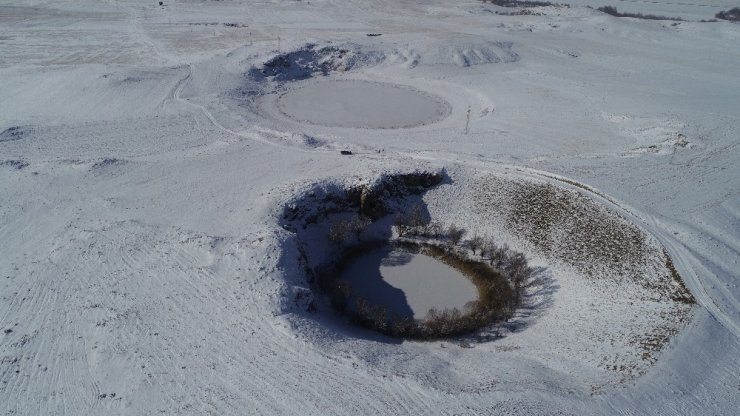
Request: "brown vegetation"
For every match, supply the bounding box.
[716,7,740,22]
[597,5,683,21]
[481,0,568,8]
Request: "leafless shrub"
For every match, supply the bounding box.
[389,314,415,337]
[371,305,388,332]
[400,219,446,239]
[356,297,371,317]
[494,9,542,16]
[329,216,370,246]
[425,308,463,336]
[393,203,426,237]
[328,219,352,246]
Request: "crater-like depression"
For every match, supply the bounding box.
[281,172,522,340]
[277,80,451,129]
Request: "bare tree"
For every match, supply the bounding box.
[328,219,352,247]
[333,280,352,311]
[468,235,484,255]
[426,222,442,238]
[371,305,388,332]
[349,216,371,241]
[356,296,371,317]
[447,224,466,246]
[393,214,407,237]
[408,203,425,228]
[487,242,510,270]
[330,216,370,246]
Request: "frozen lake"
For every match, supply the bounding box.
[340,246,478,320]
[277,80,450,129]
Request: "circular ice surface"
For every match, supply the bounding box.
[277,80,451,129]
[341,248,478,320]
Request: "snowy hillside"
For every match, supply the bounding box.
[1,0,738,414]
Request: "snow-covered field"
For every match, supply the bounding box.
[1,0,739,414]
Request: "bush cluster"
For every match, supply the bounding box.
[716,8,740,22]
[352,302,507,339]
[393,204,467,247]
[328,216,371,247]
[481,0,567,8]
[481,242,530,305]
[597,6,683,21]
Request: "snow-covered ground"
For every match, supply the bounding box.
[1,0,738,414]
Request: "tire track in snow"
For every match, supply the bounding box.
[388,149,733,334]
[1,217,439,414]
[511,165,740,340]
[1,234,103,415]
[645,220,740,339]
[169,65,340,156]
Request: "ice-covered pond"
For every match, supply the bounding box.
[277,80,451,129]
[340,246,478,320]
